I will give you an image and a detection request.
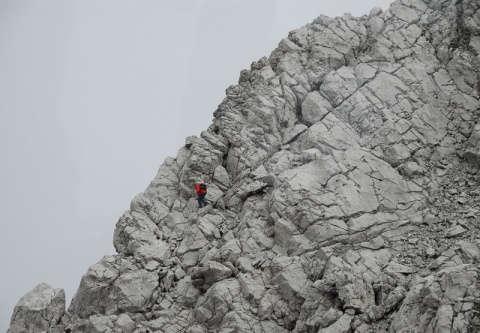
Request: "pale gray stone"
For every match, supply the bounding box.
[366,286,406,321]
[134,240,170,263]
[320,67,358,107]
[111,269,159,313]
[260,321,290,333]
[271,257,312,302]
[283,123,308,144]
[429,305,454,333]
[322,256,376,313]
[279,155,342,190]
[304,219,349,246]
[445,225,468,238]
[301,91,332,126]
[238,273,267,304]
[385,262,415,275]
[8,283,65,333]
[113,211,163,256]
[175,267,187,281]
[457,241,480,262]
[213,165,231,191]
[9,1,480,332]
[317,313,354,333]
[195,279,240,326]
[274,217,298,249]
[251,230,274,250]
[383,143,411,167]
[424,213,438,225]
[67,256,122,318]
[185,135,197,148]
[391,264,478,332]
[174,276,201,307]
[300,113,361,154]
[198,217,221,240]
[177,225,210,255]
[115,314,135,333]
[85,315,113,333]
[258,289,282,319]
[201,261,233,285]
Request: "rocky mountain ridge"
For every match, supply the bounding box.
[7,0,480,332]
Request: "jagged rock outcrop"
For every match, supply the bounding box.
[7,283,65,333]
[8,0,480,332]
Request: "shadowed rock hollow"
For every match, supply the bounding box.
[8,0,480,332]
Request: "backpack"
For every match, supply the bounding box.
[200,183,207,190]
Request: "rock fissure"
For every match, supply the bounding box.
[8,0,480,332]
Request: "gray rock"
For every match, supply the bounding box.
[320,67,358,108]
[445,225,468,238]
[178,225,210,255]
[323,256,376,313]
[85,315,114,333]
[213,165,231,191]
[465,147,480,167]
[283,123,308,144]
[8,283,65,333]
[429,305,454,333]
[201,261,233,285]
[457,241,480,262]
[391,264,478,333]
[198,216,221,240]
[424,214,438,225]
[110,269,159,313]
[9,0,480,332]
[174,276,201,307]
[317,313,354,333]
[384,262,415,275]
[238,273,267,304]
[274,217,298,249]
[271,257,312,302]
[115,314,135,333]
[67,256,158,318]
[301,91,332,126]
[185,135,197,148]
[383,143,411,167]
[195,279,240,326]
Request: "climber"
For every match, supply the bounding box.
[195,179,208,208]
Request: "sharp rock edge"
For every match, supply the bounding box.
[8,0,480,332]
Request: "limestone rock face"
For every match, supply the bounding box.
[8,0,480,332]
[8,283,65,333]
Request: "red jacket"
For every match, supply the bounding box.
[195,184,207,196]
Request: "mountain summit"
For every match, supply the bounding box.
[8,0,480,332]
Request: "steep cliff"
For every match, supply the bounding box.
[8,0,480,332]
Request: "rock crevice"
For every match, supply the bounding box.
[8,0,480,332]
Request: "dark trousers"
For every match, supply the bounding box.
[197,193,207,207]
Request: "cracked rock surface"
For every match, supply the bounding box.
[8,0,480,332]
[7,283,65,333]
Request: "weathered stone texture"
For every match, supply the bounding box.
[8,283,65,333]
[8,0,480,332]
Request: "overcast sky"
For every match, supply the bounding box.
[0,0,394,330]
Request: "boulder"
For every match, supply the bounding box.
[8,283,65,333]
[301,91,332,126]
